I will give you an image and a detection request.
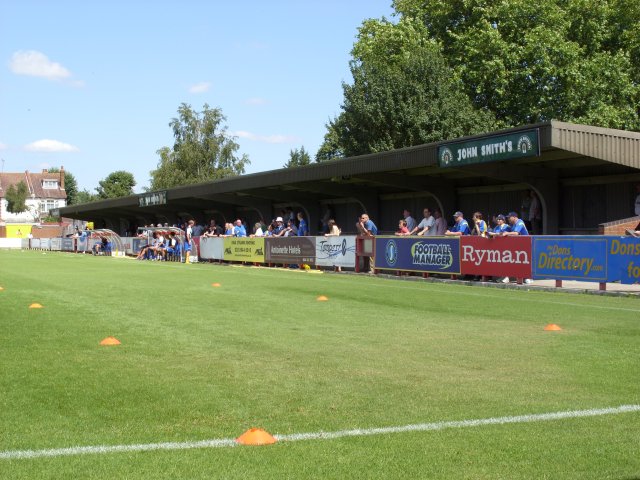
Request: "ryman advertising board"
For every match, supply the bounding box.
[374,237,461,274]
[460,236,532,278]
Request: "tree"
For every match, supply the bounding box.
[318,18,495,159]
[283,146,311,168]
[392,0,640,130]
[48,168,78,205]
[5,181,28,214]
[96,171,136,199]
[76,189,98,204]
[150,103,250,190]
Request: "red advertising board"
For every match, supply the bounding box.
[460,236,532,278]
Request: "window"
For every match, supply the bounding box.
[40,200,57,212]
[42,180,58,189]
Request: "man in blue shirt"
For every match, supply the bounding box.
[445,211,470,236]
[297,212,309,236]
[504,212,529,236]
[488,214,510,236]
[233,219,247,237]
[356,213,377,236]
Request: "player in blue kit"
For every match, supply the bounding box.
[445,211,470,236]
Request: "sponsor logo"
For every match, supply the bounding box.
[385,240,398,266]
[410,242,452,269]
[461,245,530,266]
[224,247,232,254]
[517,135,533,154]
[440,147,454,166]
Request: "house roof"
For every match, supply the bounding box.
[0,171,67,200]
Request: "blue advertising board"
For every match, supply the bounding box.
[532,236,607,281]
[607,237,640,284]
[374,237,461,274]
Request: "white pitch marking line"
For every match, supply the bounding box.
[1,405,638,460]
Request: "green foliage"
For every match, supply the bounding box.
[75,189,98,204]
[5,180,28,214]
[283,146,311,168]
[96,170,136,199]
[48,168,78,205]
[150,103,250,190]
[318,18,495,159]
[392,0,640,130]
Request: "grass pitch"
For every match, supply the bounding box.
[0,249,639,479]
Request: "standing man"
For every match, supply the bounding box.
[297,212,309,236]
[445,211,470,236]
[403,209,416,233]
[356,213,377,236]
[529,190,542,235]
[412,208,435,236]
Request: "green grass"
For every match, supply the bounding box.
[0,249,639,479]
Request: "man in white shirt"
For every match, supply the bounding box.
[411,208,436,236]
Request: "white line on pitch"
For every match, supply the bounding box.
[1,405,638,461]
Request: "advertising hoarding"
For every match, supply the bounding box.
[532,236,607,281]
[315,236,356,268]
[223,237,265,263]
[199,237,224,260]
[606,237,640,284]
[374,237,461,274]
[460,236,532,278]
[265,237,316,265]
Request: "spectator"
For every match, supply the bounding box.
[529,190,542,235]
[192,221,204,237]
[297,212,309,236]
[635,183,640,216]
[445,211,470,236]
[324,219,341,236]
[252,222,264,237]
[488,214,509,237]
[503,212,529,237]
[202,225,218,237]
[403,209,417,232]
[222,223,234,236]
[233,219,247,237]
[472,212,487,237]
[520,191,532,231]
[433,209,447,236]
[321,206,333,234]
[92,236,109,255]
[356,213,377,236]
[395,219,410,236]
[273,217,285,235]
[279,218,298,237]
[412,208,435,236]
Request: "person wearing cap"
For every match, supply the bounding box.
[445,211,470,236]
[273,217,285,235]
[503,212,529,237]
[488,214,509,237]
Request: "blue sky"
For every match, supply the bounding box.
[0,1,395,193]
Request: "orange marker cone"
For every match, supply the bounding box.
[0,286,4,291]
[29,303,43,309]
[236,428,277,446]
[544,324,562,331]
[100,336,121,346]
[212,283,221,287]
[316,295,329,301]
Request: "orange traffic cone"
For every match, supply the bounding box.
[236,428,277,446]
[100,336,121,346]
[212,283,221,287]
[316,295,329,301]
[544,324,562,331]
[29,303,43,309]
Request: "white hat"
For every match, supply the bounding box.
[276,216,283,222]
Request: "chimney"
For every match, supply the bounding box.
[60,166,65,190]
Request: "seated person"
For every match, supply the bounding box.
[92,237,110,255]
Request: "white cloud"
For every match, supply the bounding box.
[9,50,73,81]
[244,97,267,106]
[189,82,212,93]
[0,142,7,150]
[232,130,300,144]
[24,139,79,153]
